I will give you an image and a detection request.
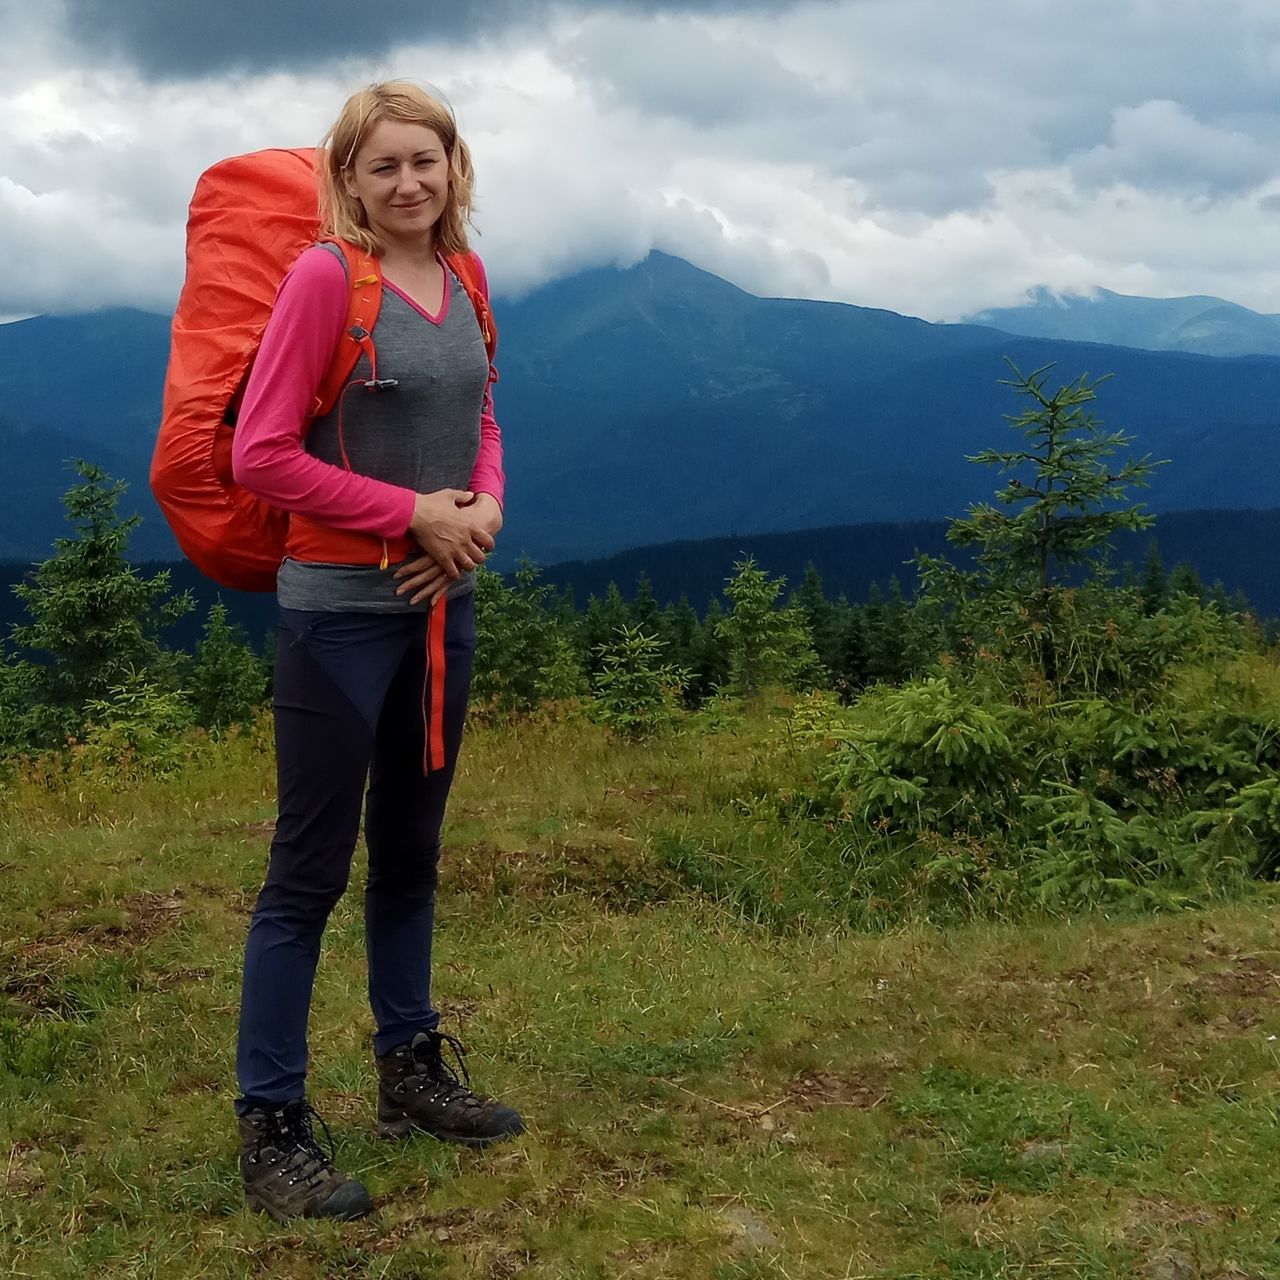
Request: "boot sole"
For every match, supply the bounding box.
[378,1114,523,1147]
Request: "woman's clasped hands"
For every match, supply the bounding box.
[396,489,503,604]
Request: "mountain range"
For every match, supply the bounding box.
[965,286,1280,358]
[2,253,1278,568]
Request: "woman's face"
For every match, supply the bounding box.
[346,118,449,250]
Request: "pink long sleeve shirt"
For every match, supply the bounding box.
[231,246,505,538]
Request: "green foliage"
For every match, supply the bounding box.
[6,462,191,746]
[824,676,1026,835]
[0,658,38,755]
[591,625,688,741]
[947,362,1163,591]
[188,602,266,731]
[764,366,1280,917]
[1227,774,1280,876]
[472,562,585,712]
[78,670,195,781]
[917,364,1184,701]
[804,655,1277,915]
[718,558,819,696]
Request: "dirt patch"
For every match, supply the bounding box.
[568,1145,677,1195]
[319,1091,368,1121]
[2,890,191,1013]
[170,1071,222,1095]
[1188,955,1280,1000]
[116,890,185,942]
[20,890,186,954]
[152,966,212,991]
[1,953,67,1012]
[435,995,479,1024]
[3,1142,44,1199]
[1208,1008,1263,1034]
[486,1249,536,1280]
[375,1205,498,1252]
[1125,1196,1225,1236]
[787,1070,890,1111]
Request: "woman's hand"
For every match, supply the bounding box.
[407,489,495,581]
[394,551,451,605]
[462,491,504,539]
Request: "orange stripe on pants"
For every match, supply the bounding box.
[423,595,449,774]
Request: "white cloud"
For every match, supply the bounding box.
[1070,100,1277,194]
[5,1,1280,320]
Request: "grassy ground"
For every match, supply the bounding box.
[2,703,1280,1279]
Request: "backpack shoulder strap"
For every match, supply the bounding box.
[313,239,384,417]
[444,250,499,386]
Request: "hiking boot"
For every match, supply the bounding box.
[376,1030,524,1147]
[239,1098,372,1223]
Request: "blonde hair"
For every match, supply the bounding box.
[318,80,474,256]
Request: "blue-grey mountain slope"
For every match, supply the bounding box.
[967,286,1280,358]
[1,253,1278,567]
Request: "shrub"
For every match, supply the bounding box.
[78,670,195,781]
[7,462,191,746]
[189,601,266,730]
[591,625,688,741]
[472,563,585,713]
[718,558,820,697]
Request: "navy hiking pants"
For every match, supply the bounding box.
[235,594,476,1111]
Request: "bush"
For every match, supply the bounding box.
[77,670,196,781]
[189,602,266,730]
[591,625,688,741]
[472,563,585,713]
[718,558,820,696]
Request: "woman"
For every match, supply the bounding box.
[230,81,521,1224]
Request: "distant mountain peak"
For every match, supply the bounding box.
[966,285,1280,357]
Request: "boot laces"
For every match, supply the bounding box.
[411,1030,479,1105]
[260,1101,338,1188]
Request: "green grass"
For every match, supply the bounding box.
[3,702,1280,1278]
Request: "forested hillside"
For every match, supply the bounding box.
[3,253,1280,565]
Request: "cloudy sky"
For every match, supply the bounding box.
[5,0,1280,321]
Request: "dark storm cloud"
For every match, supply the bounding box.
[61,0,820,77]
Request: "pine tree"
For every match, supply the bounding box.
[189,602,267,730]
[945,362,1163,591]
[692,597,731,701]
[718,558,819,697]
[472,562,584,711]
[660,596,703,702]
[1139,541,1168,615]
[791,563,838,681]
[630,572,662,638]
[1168,561,1204,601]
[580,582,632,679]
[916,363,1167,690]
[591,625,687,740]
[9,463,191,744]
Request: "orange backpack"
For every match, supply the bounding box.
[150,147,497,592]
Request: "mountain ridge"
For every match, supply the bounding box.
[3,254,1279,565]
[965,285,1280,358]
